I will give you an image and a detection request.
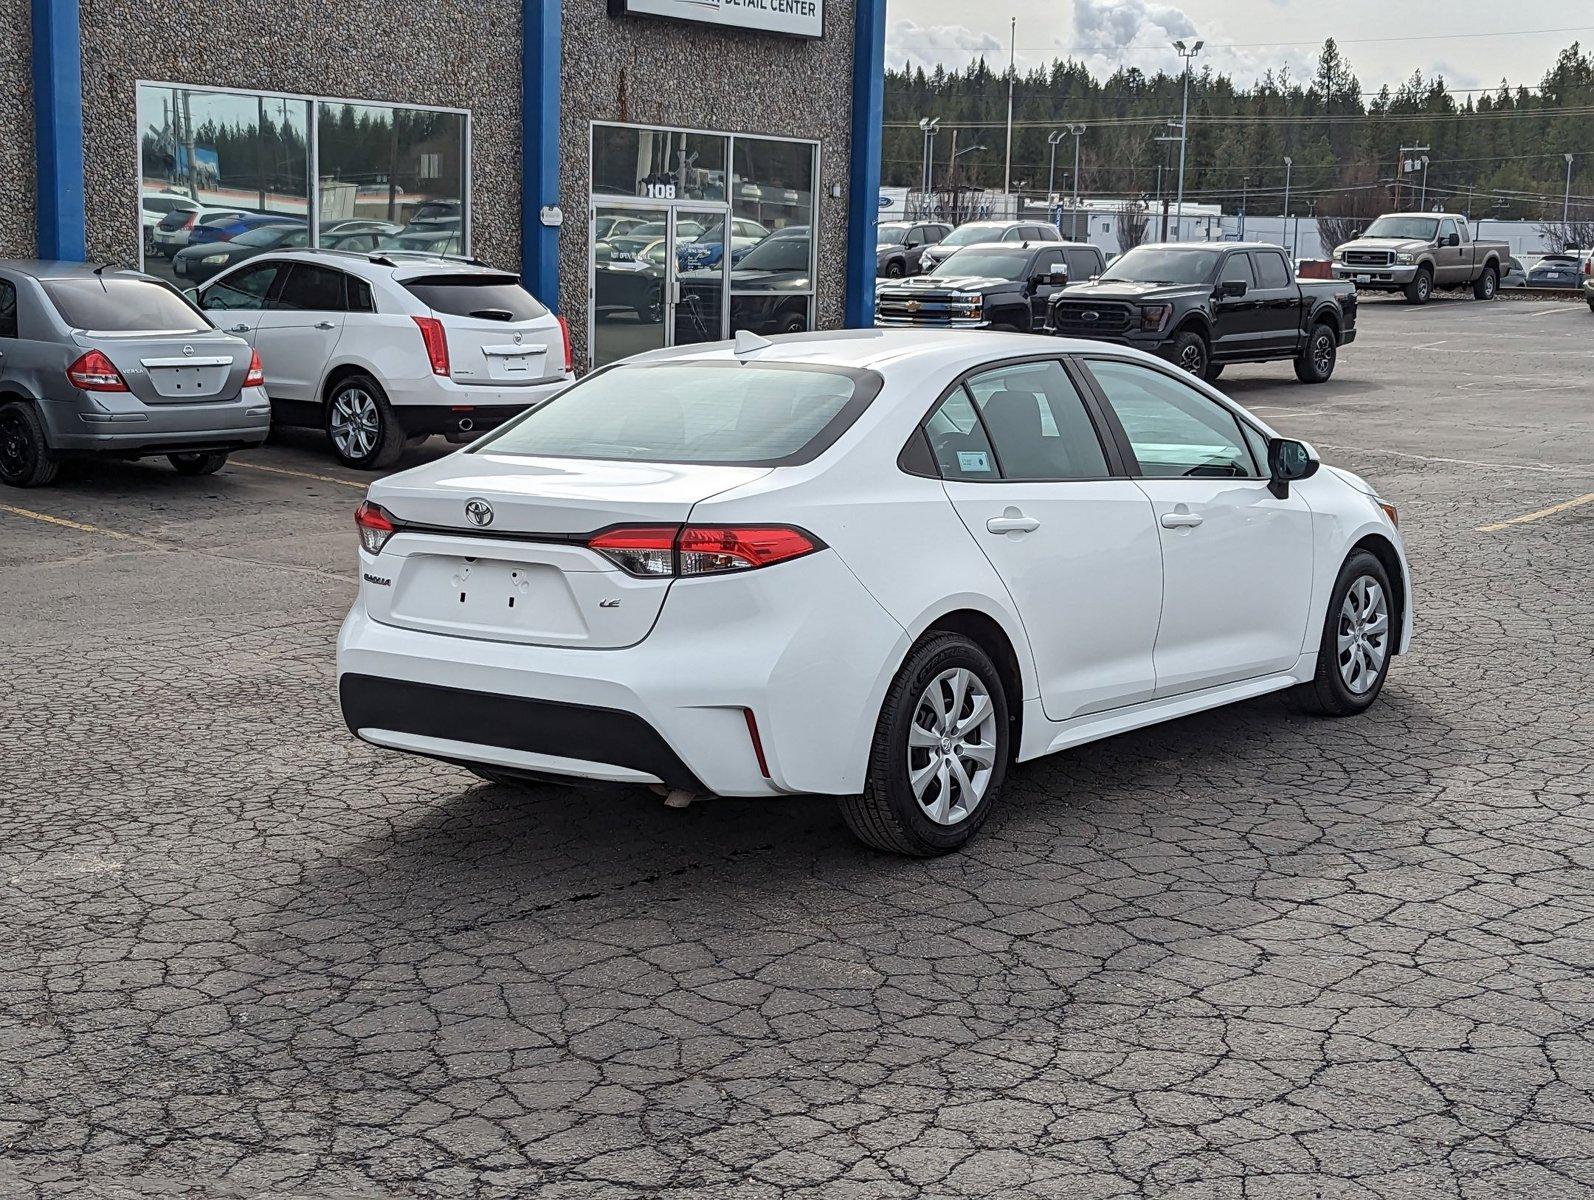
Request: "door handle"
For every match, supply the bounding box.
[228,324,250,333]
[1160,511,1204,529]
[987,512,1040,535]
[314,321,336,330]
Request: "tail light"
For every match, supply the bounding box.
[244,349,265,388]
[355,500,398,555]
[557,314,573,375]
[587,524,823,578]
[412,315,450,376]
[66,349,128,392]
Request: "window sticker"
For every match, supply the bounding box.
[958,450,992,473]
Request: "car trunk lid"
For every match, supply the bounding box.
[75,330,249,404]
[364,454,770,648]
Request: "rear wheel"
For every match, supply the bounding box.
[326,374,406,470]
[1288,549,1395,717]
[1203,362,1224,382]
[168,451,228,476]
[1294,323,1338,384]
[1173,329,1209,377]
[1403,266,1432,305]
[1473,264,1498,300]
[777,311,808,335]
[0,401,59,488]
[884,259,904,278]
[839,634,1010,856]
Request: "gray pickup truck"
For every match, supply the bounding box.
[1332,212,1509,305]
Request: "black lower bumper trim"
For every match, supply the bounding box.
[339,673,705,793]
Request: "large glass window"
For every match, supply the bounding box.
[592,126,728,202]
[728,136,816,337]
[137,84,468,284]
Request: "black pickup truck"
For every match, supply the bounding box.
[1047,242,1357,383]
[876,241,1106,333]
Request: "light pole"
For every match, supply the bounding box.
[1564,152,1575,226]
[918,117,940,205]
[1067,124,1086,241]
[1282,155,1293,253]
[1047,130,1065,218]
[1003,17,1016,207]
[1417,154,1430,210]
[1172,38,1204,241]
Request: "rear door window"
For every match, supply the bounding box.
[402,275,547,322]
[964,360,1110,481]
[42,277,208,333]
[271,264,348,312]
[924,388,999,481]
[1254,252,1291,289]
[0,279,16,338]
[1221,253,1257,288]
[346,275,375,314]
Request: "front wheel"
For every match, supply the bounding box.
[1173,330,1209,377]
[326,375,406,470]
[0,401,60,488]
[883,259,904,279]
[839,634,1010,856]
[168,450,228,476]
[1403,267,1432,305]
[1203,362,1224,382]
[1473,265,1498,300]
[1294,323,1338,384]
[1288,549,1395,717]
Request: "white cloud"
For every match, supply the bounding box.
[886,18,1005,74]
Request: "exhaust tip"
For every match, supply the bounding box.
[457,417,474,432]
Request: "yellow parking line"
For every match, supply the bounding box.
[229,459,367,490]
[0,501,149,542]
[1477,492,1594,532]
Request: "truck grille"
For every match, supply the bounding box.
[875,290,980,326]
[1050,300,1134,336]
[1343,249,1393,267]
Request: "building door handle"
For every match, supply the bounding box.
[1161,509,1204,529]
[987,510,1040,535]
[315,321,336,331]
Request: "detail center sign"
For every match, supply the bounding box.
[610,0,823,40]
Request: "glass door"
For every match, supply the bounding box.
[591,203,668,368]
[670,206,727,349]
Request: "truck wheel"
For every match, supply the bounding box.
[1294,323,1338,384]
[0,401,60,488]
[883,259,904,278]
[1203,363,1224,382]
[1173,330,1209,377]
[1472,265,1498,300]
[1403,266,1432,305]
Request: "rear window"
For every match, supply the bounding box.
[403,275,547,322]
[473,361,882,466]
[42,277,208,333]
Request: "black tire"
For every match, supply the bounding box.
[1288,549,1395,717]
[1403,266,1433,305]
[884,259,905,278]
[777,311,807,335]
[0,401,60,488]
[168,450,228,476]
[325,374,406,470]
[839,633,1011,856]
[1203,362,1224,382]
[1586,297,1594,314]
[634,293,663,325]
[1172,329,1209,377]
[1472,264,1498,300]
[1294,323,1338,384]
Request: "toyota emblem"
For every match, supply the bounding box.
[464,498,494,527]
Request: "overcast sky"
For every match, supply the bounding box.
[887,0,1594,93]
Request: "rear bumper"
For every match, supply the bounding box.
[383,375,571,432]
[390,403,550,437]
[39,387,272,455]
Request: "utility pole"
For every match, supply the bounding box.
[1003,17,1016,206]
[1172,39,1204,241]
[917,117,940,206]
[1564,153,1575,226]
[1417,155,1430,210]
[1282,155,1292,252]
[1047,130,1064,220]
[1067,124,1086,241]
[1396,144,1429,209]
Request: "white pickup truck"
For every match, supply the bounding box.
[1332,212,1509,305]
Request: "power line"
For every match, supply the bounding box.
[992,23,1594,56]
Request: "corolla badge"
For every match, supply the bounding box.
[464,498,494,527]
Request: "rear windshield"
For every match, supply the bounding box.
[932,250,1030,279]
[473,361,882,466]
[942,224,1007,247]
[43,277,209,333]
[402,275,547,322]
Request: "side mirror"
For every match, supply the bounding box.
[1045,270,1069,287]
[1219,279,1248,298]
[1267,437,1320,499]
[1442,233,1460,247]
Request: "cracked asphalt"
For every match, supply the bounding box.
[2,296,1592,1199]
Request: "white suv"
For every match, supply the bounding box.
[193,250,572,468]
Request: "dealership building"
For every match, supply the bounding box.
[3,0,885,370]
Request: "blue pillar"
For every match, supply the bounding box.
[522,0,561,310]
[32,0,86,261]
[844,0,886,327]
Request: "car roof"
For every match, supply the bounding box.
[240,247,508,279]
[623,328,1167,376]
[942,241,1095,252]
[0,260,162,282]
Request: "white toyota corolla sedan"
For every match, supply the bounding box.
[338,329,1412,856]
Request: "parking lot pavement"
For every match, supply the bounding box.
[2,299,1592,1199]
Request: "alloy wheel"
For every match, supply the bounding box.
[1179,341,1206,375]
[330,388,380,460]
[0,410,31,479]
[907,667,999,825]
[1337,575,1390,694]
[1313,331,1334,375]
